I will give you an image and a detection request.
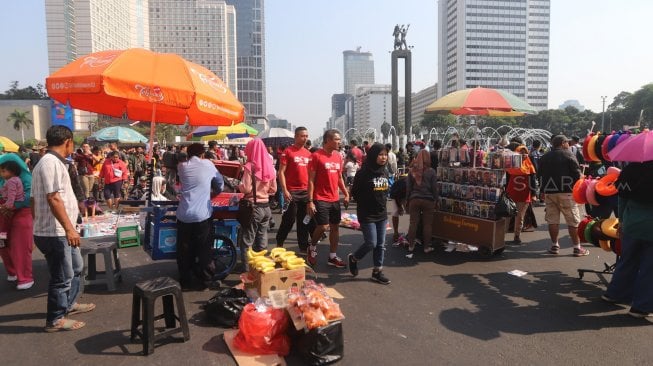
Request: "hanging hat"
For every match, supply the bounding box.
[607,132,622,152]
[587,134,601,162]
[584,220,598,247]
[599,239,612,252]
[582,133,594,162]
[601,133,614,162]
[600,217,619,239]
[594,134,607,161]
[595,172,619,197]
[577,216,593,243]
[585,179,600,206]
[573,177,589,204]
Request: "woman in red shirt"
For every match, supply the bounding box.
[505,143,538,245]
[99,151,129,212]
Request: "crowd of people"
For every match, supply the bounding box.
[3,123,652,334]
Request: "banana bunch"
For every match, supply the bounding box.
[247,247,268,260]
[283,256,307,270]
[247,248,276,273]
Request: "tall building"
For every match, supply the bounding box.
[353,85,391,133]
[45,0,149,130]
[398,83,438,131]
[149,0,237,93]
[343,48,375,96]
[437,0,550,109]
[225,0,266,120]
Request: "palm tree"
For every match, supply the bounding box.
[7,109,32,144]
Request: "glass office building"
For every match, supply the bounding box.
[343,49,375,96]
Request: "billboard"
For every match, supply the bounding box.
[51,100,73,130]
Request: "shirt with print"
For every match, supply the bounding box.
[281,145,311,191]
[309,149,343,202]
[351,167,389,223]
[32,153,80,237]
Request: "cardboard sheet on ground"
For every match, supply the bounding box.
[223,329,286,366]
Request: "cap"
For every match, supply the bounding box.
[551,135,570,148]
[139,176,148,181]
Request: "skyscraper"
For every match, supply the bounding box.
[45,0,149,130]
[225,0,266,120]
[149,0,238,93]
[437,0,550,109]
[353,84,391,133]
[343,48,375,96]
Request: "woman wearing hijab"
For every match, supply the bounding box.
[603,160,653,318]
[348,143,391,284]
[238,139,277,252]
[0,153,34,290]
[146,176,169,201]
[406,149,438,258]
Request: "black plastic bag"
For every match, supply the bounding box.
[291,321,344,366]
[201,288,249,327]
[495,191,517,218]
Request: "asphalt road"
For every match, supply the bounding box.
[1,204,652,366]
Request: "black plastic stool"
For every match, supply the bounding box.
[130,277,190,355]
[81,241,122,291]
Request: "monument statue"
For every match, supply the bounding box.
[393,24,410,50]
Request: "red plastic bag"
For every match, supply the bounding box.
[233,303,290,356]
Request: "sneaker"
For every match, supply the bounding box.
[7,275,17,282]
[16,281,34,290]
[328,256,346,268]
[307,249,317,267]
[628,307,651,318]
[573,247,590,257]
[548,245,560,254]
[348,254,358,277]
[371,271,391,285]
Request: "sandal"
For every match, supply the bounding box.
[45,318,86,332]
[424,246,435,254]
[68,303,96,315]
[547,245,560,254]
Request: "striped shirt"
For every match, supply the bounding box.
[32,152,80,237]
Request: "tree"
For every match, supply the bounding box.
[420,113,457,131]
[7,109,32,144]
[0,81,48,100]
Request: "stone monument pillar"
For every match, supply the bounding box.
[391,24,412,145]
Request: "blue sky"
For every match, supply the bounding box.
[2,0,653,134]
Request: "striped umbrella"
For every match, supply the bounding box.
[425,87,538,116]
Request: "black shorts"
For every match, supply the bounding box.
[104,180,123,199]
[314,200,341,225]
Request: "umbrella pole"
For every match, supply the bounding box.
[148,104,157,163]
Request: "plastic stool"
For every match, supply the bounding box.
[81,241,122,291]
[130,277,190,355]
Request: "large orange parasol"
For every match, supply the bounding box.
[46,48,244,155]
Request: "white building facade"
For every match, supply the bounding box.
[353,85,391,136]
[45,0,149,130]
[437,0,550,109]
[149,0,238,94]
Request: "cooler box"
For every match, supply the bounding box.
[215,160,241,179]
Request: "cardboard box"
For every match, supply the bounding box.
[223,329,286,366]
[247,267,305,298]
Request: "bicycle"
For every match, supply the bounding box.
[211,233,238,280]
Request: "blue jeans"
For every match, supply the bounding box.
[605,234,653,312]
[353,219,387,268]
[34,236,84,325]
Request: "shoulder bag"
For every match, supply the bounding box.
[495,190,517,218]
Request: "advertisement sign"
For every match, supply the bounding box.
[51,100,74,130]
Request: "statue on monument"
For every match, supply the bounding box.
[393,24,410,50]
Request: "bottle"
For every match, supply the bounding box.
[281,199,291,213]
[302,214,311,225]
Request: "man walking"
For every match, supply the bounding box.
[538,135,588,257]
[33,125,95,332]
[176,143,224,290]
[276,127,316,253]
[307,129,350,268]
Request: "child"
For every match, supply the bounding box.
[0,161,25,247]
[344,154,359,189]
[389,174,408,246]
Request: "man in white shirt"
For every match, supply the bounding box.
[385,143,397,175]
[33,125,95,332]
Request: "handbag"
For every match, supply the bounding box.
[495,191,517,217]
[111,163,123,178]
[236,165,256,227]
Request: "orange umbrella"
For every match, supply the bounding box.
[46,48,244,155]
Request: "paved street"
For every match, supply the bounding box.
[1,204,652,365]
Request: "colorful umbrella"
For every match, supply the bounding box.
[0,136,19,153]
[46,48,244,157]
[89,126,148,143]
[191,122,259,138]
[607,129,653,162]
[425,87,537,116]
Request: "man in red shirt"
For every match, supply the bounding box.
[349,140,364,167]
[307,129,350,268]
[276,127,316,252]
